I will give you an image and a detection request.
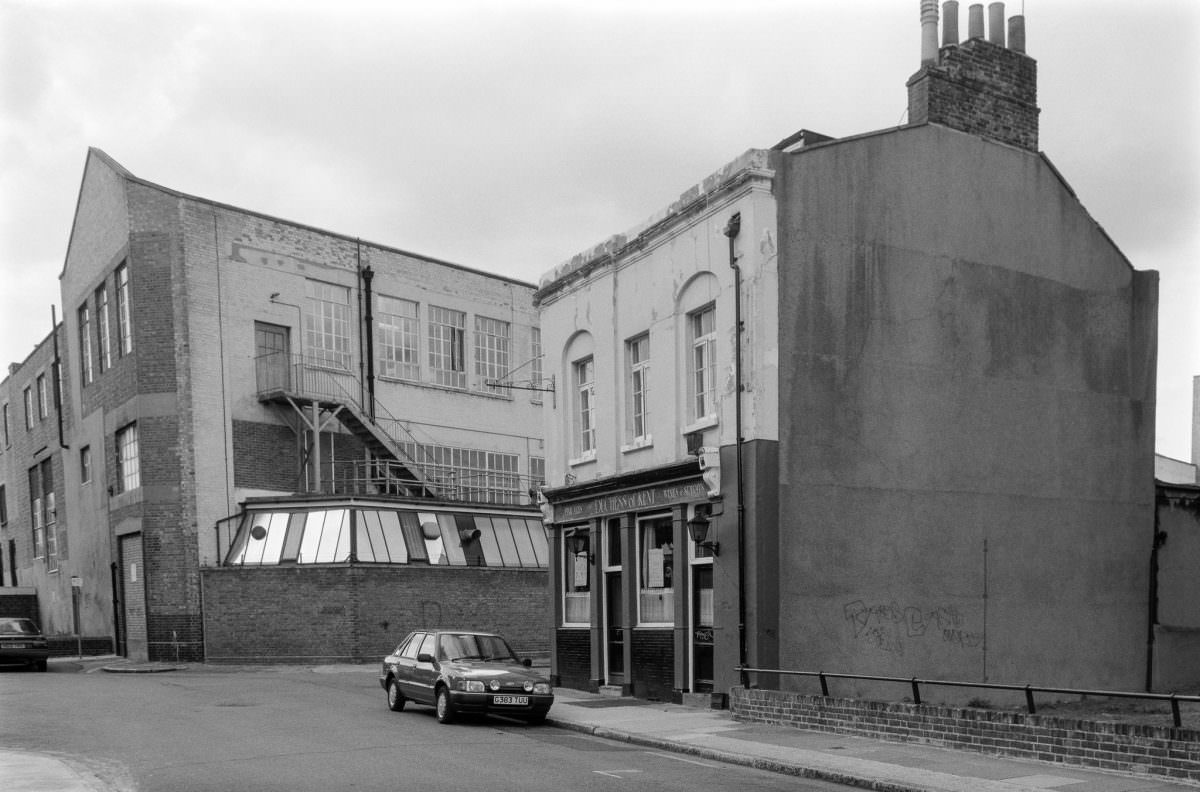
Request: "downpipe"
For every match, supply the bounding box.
[724,212,748,688]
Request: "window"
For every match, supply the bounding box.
[115,262,132,356]
[530,327,543,405]
[116,423,140,493]
[78,302,93,385]
[428,305,466,388]
[573,357,595,459]
[637,516,674,624]
[377,295,419,381]
[95,283,111,372]
[563,527,590,625]
[529,456,545,491]
[28,460,54,560]
[23,387,32,430]
[1,403,8,447]
[304,280,352,369]
[80,446,92,485]
[0,484,6,526]
[36,374,48,420]
[627,334,650,443]
[399,441,521,504]
[689,305,717,422]
[53,360,63,413]
[474,315,510,395]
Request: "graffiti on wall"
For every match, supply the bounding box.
[843,600,984,656]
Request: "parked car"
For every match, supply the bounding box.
[379,630,553,724]
[0,617,50,671]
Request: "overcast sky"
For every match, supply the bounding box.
[2,0,1197,459]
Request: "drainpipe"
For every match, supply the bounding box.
[361,261,376,420]
[51,306,66,449]
[1146,496,1167,692]
[724,212,748,688]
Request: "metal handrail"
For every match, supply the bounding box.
[737,665,1200,728]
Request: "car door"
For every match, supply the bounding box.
[408,632,439,704]
[393,632,425,700]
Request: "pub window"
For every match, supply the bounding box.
[637,515,674,625]
[562,527,590,625]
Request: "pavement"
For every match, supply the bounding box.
[3,656,1197,792]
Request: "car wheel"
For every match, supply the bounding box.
[386,679,406,712]
[435,686,455,724]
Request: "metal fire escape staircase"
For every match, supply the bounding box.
[255,354,438,498]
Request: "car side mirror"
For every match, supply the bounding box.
[417,653,436,664]
[522,657,532,667]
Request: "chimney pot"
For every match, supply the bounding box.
[988,2,1006,47]
[942,1,960,46]
[921,0,940,66]
[968,3,985,39]
[1008,14,1026,53]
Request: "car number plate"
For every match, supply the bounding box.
[493,695,529,705]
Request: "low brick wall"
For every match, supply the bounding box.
[731,687,1200,785]
[201,564,548,664]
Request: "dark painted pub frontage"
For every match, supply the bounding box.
[541,460,720,702]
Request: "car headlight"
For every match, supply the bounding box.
[533,682,552,695]
[461,680,485,693]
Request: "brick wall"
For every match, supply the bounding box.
[555,628,592,690]
[631,629,673,701]
[232,419,298,491]
[907,37,1038,151]
[201,564,548,663]
[731,688,1200,785]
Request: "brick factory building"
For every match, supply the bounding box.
[0,150,548,662]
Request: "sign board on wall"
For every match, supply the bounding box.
[551,479,708,522]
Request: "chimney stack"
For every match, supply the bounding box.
[906,0,1039,151]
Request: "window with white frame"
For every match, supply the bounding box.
[78,302,93,385]
[399,441,521,504]
[428,305,466,388]
[474,315,510,395]
[304,280,352,369]
[627,334,650,443]
[29,464,45,559]
[23,387,32,430]
[116,262,132,356]
[530,327,543,405]
[562,527,591,625]
[36,374,48,421]
[688,304,717,423]
[116,423,140,493]
[96,283,111,372]
[377,295,419,381]
[573,357,595,459]
[637,515,674,624]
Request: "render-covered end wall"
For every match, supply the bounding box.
[776,125,1158,693]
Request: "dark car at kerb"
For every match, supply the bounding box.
[380,630,553,724]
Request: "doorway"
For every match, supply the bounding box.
[255,322,291,392]
[602,518,624,684]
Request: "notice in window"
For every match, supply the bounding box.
[647,548,665,588]
[574,553,589,588]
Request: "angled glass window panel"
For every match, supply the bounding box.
[398,511,428,562]
[526,519,549,567]
[474,516,503,567]
[505,517,537,567]
[332,510,350,562]
[257,512,289,564]
[359,510,383,562]
[433,513,467,566]
[280,512,306,562]
[457,514,485,566]
[491,517,520,566]
[224,520,251,565]
[417,511,447,565]
[298,511,325,564]
[378,509,408,563]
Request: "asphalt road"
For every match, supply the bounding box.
[0,663,855,792]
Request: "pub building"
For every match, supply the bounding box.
[540,458,724,704]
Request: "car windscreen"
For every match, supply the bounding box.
[437,634,517,662]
